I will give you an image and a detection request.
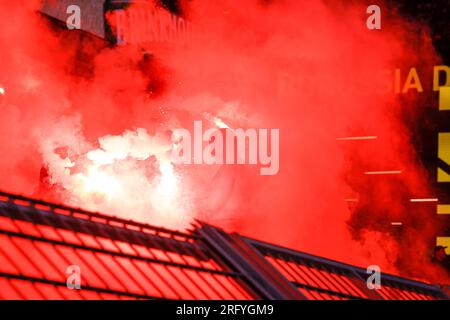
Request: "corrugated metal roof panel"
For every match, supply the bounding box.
[0,191,447,300]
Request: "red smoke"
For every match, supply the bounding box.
[0,0,448,283]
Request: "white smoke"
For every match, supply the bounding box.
[36,117,193,229]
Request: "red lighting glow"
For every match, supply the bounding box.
[0,0,447,284]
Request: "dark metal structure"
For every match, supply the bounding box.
[0,191,447,300]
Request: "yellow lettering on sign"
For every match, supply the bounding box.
[402,68,423,93]
[434,65,450,92]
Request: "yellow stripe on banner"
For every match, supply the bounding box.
[437,204,450,214]
[437,237,450,254]
[438,133,450,182]
[439,87,450,110]
[438,168,450,182]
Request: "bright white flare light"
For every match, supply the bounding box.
[204,112,231,129]
[213,116,230,129]
[158,163,178,196]
[41,127,191,228]
[0,87,5,95]
[81,165,120,200]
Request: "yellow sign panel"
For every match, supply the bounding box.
[437,89,449,250]
[438,132,450,182]
[439,86,450,110]
[437,204,450,214]
[437,237,450,254]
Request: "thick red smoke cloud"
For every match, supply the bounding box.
[0,0,447,282]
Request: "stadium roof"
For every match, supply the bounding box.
[0,191,447,300]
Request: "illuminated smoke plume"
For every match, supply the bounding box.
[0,0,448,282]
[37,118,192,228]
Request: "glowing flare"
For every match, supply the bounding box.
[81,165,120,200]
[87,149,127,165]
[213,117,230,129]
[203,112,231,129]
[157,163,178,197]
